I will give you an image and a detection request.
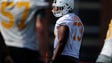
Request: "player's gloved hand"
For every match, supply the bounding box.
[96,54,112,63]
[4,55,14,63]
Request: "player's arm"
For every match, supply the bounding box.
[35,9,49,63]
[51,25,69,61]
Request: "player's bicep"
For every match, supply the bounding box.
[57,25,69,44]
[35,18,43,31]
[35,9,45,31]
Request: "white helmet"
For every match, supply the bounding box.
[52,0,74,17]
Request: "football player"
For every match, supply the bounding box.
[96,19,112,63]
[0,0,49,63]
[51,0,84,63]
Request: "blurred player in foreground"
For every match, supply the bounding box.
[50,0,84,63]
[0,0,49,63]
[96,19,112,63]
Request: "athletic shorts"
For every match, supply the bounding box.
[53,55,79,63]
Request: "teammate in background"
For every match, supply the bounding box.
[51,0,84,63]
[96,19,112,63]
[0,0,49,63]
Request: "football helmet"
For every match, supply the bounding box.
[52,0,74,17]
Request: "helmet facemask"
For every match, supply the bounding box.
[52,6,63,17]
